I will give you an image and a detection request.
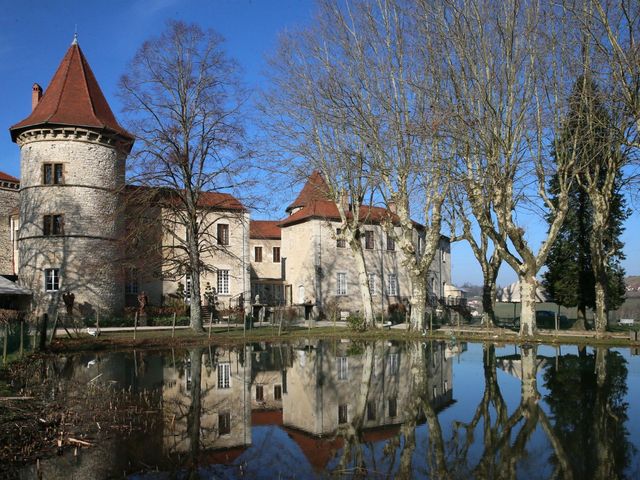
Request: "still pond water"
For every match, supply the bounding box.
[16,340,640,479]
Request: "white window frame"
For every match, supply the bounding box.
[388,353,399,375]
[387,274,398,296]
[44,268,60,292]
[368,273,377,295]
[125,267,139,295]
[337,272,347,296]
[217,269,230,295]
[337,356,348,380]
[184,275,192,298]
[217,362,231,389]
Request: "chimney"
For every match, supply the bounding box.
[32,83,42,111]
[339,190,349,212]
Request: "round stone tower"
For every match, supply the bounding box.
[10,38,134,317]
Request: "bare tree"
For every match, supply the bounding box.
[422,0,583,336]
[265,0,453,330]
[119,21,248,331]
[262,5,386,326]
[447,186,504,327]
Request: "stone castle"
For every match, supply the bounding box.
[1,40,459,320]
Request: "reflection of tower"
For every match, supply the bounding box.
[10,38,133,315]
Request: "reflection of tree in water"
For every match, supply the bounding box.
[543,347,632,479]
[381,343,576,479]
[449,345,574,479]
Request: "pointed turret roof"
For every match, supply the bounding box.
[285,170,331,213]
[10,41,133,144]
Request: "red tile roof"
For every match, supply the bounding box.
[125,185,245,211]
[198,191,245,211]
[278,200,402,228]
[0,171,19,184]
[283,424,400,471]
[285,170,331,213]
[250,220,281,239]
[251,409,283,425]
[10,43,134,144]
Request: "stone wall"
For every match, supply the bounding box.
[0,185,19,275]
[281,218,450,317]
[17,133,126,316]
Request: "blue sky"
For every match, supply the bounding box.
[0,0,637,287]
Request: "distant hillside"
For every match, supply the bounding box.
[460,277,640,298]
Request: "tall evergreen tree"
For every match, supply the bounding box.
[543,77,629,328]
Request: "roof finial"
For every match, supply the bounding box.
[72,25,78,45]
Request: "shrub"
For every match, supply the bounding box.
[346,313,367,332]
[388,303,407,324]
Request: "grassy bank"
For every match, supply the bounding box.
[41,324,640,354]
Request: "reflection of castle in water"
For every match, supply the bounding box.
[29,341,458,477]
[156,340,457,472]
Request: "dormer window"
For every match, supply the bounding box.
[43,163,64,185]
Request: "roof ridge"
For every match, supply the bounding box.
[76,45,100,126]
[48,46,73,124]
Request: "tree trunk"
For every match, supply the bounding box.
[518,273,538,337]
[409,277,427,330]
[593,348,615,479]
[349,237,375,327]
[187,347,202,476]
[188,234,203,332]
[482,277,498,328]
[590,183,613,335]
[593,277,607,335]
[572,304,588,331]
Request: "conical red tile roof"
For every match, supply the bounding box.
[285,170,331,213]
[10,42,133,144]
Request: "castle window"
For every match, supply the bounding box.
[368,274,377,295]
[338,404,348,424]
[274,384,282,400]
[387,274,398,296]
[184,276,192,298]
[254,246,262,262]
[273,246,281,263]
[367,401,376,421]
[125,268,139,294]
[337,356,348,380]
[43,214,64,236]
[217,270,229,295]
[43,163,63,185]
[386,233,395,251]
[44,268,60,292]
[217,223,229,245]
[337,273,347,296]
[364,230,374,250]
[218,412,231,435]
[336,228,346,248]
[388,353,399,375]
[389,397,398,418]
[217,363,231,389]
[256,385,264,401]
